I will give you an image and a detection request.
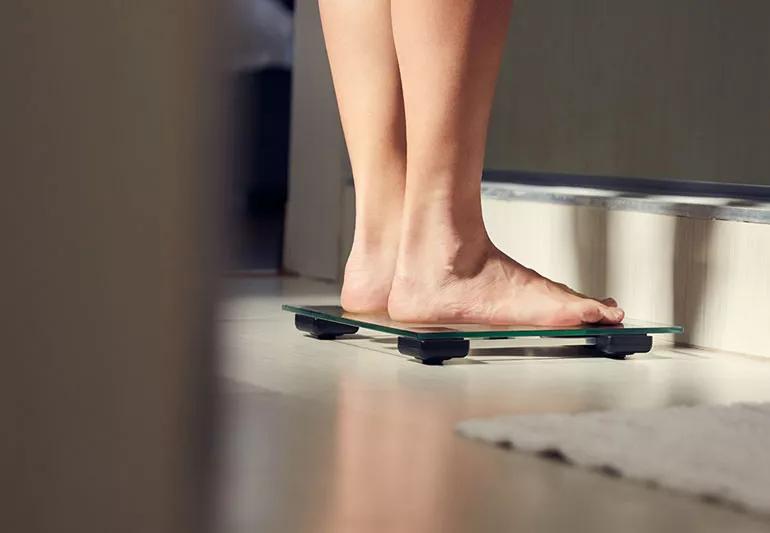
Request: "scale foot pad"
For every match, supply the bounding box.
[397,337,470,365]
[592,334,652,359]
[295,314,358,340]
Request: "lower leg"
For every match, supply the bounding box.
[319,0,406,313]
[389,0,623,325]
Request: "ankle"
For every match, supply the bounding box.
[349,203,402,253]
[396,218,492,281]
[400,185,486,248]
[350,220,401,256]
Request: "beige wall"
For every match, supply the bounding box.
[482,197,770,357]
[487,0,770,186]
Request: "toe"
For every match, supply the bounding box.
[578,302,605,324]
[599,305,625,324]
[577,300,624,324]
[601,297,618,308]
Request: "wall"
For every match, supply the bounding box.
[482,197,770,357]
[487,0,770,186]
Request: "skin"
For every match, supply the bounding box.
[319,0,624,326]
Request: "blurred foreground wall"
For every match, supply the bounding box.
[0,2,223,532]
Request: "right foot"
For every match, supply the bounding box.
[388,237,624,326]
[340,176,405,314]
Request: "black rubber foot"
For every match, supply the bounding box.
[294,314,358,340]
[397,337,469,365]
[593,334,652,359]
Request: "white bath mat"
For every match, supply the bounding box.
[457,403,770,515]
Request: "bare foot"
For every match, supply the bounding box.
[388,237,624,326]
[340,234,400,314]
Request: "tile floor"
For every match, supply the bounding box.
[216,276,770,533]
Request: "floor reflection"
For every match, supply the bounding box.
[318,372,589,532]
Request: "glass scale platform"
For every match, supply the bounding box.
[283,304,683,365]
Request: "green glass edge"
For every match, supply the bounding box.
[283,304,683,340]
[283,304,427,338]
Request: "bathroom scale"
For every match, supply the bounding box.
[283,304,683,365]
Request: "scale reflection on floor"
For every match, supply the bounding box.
[283,304,683,365]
